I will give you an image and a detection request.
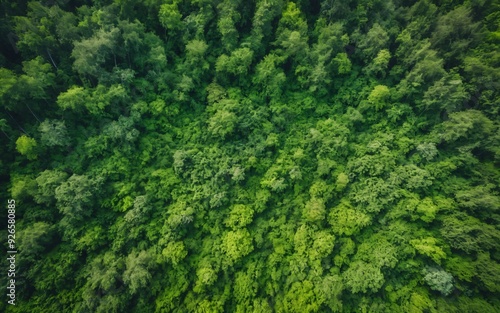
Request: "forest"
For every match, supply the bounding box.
[0,0,499,312]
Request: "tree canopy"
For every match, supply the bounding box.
[1,0,499,312]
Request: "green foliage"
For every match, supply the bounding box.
[55,174,101,224]
[81,251,126,312]
[431,6,480,61]
[416,142,438,161]
[435,109,494,143]
[57,86,90,111]
[194,263,218,292]
[38,119,69,147]
[225,204,254,229]
[354,237,398,269]
[445,256,475,282]
[123,250,154,294]
[233,271,257,303]
[0,68,17,100]
[403,290,437,313]
[343,261,385,293]
[333,52,352,74]
[208,109,238,139]
[416,197,439,223]
[335,173,349,191]
[9,175,37,200]
[72,27,120,77]
[311,230,335,261]
[422,267,454,296]
[161,241,187,265]
[367,85,391,111]
[328,201,371,236]
[365,49,391,76]
[20,57,55,100]
[440,213,500,254]
[475,252,500,292]
[18,222,53,259]
[159,3,183,31]
[16,135,38,160]
[411,237,447,264]
[421,74,468,113]
[455,184,500,213]
[216,47,254,76]
[87,84,129,114]
[1,1,499,312]
[357,23,389,60]
[253,53,286,98]
[34,170,68,204]
[303,197,326,222]
[222,229,254,266]
[281,280,320,312]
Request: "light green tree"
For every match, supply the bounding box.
[159,2,183,31]
[343,261,385,293]
[225,204,254,229]
[411,237,447,264]
[16,135,38,160]
[367,85,391,111]
[222,229,254,266]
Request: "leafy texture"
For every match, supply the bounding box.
[1,1,499,312]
